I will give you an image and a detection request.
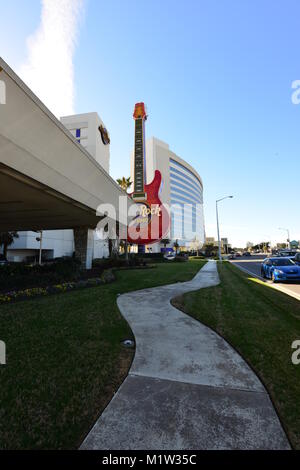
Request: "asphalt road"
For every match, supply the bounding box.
[230,254,300,300]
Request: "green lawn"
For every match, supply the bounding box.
[176,261,300,449]
[0,259,205,449]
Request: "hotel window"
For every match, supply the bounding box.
[75,128,81,144]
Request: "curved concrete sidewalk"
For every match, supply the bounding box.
[81,261,290,450]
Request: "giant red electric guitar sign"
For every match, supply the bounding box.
[127,103,170,245]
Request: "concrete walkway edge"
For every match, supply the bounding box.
[81,261,290,450]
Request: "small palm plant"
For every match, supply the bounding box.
[0,231,19,260]
[173,239,180,254]
[116,176,132,192]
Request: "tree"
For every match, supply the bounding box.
[0,231,19,260]
[161,238,171,249]
[116,177,132,192]
[277,243,287,250]
[204,243,218,258]
[173,239,180,254]
[252,242,270,253]
[116,176,132,261]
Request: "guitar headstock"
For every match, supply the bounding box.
[133,102,147,120]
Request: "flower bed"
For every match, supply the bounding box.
[0,269,115,304]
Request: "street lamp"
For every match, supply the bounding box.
[35,230,43,265]
[278,227,290,249]
[216,196,233,262]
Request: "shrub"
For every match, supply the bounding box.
[175,254,189,262]
[0,258,81,291]
[92,257,147,269]
[0,270,115,304]
[101,269,115,283]
[136,252,164,260]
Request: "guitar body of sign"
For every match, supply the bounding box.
[127,102,170,245]
[127,170,169,245]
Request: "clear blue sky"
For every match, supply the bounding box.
[1,0,300,247]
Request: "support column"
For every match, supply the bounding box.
[74,227,94,269]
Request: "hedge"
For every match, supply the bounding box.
[0,269,115,304]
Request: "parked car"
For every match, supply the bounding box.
[293,252,300,265]
[260,257,300,282]
[278,250,297,258]
[228,253,235,259]
[235,252,242,257]
[242,251,251,256]
[163,252,176,261]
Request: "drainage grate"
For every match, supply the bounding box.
[122,339,135,348]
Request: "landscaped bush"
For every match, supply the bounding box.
[0,269,115,304]
[0,256,153,295]
[175,253,189,262]
[136,252,191,263]
[0,258,81,291]
[92,257,147,269]
[135,252,164,260]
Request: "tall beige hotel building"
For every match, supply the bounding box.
[130,137,205,253]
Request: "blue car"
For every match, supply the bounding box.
[261,257,300,282]
[293,252,300,265]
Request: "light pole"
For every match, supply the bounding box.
[35,230,43,265]
[216,196,233,261]
[278,227,290,249]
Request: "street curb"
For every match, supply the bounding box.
[231,262,300,302]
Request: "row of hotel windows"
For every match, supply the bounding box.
[170,188,203,206]
[71,127,88,145]
[169,157,203,239]
[170,172,202,202]
[170,200,203,213]
[170,158,202,188]
[170,177,202,203]
[170,157,202,182]
[171,208,203,222]
[170,158,202,184]
[170,184,202,204]
[171,215,198,238]
[170,205,204,237]
[170,170,202,199]
[171,208,202,222]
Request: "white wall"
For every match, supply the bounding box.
[8,229,110,262]
[93,237,109,259]
[60,112,110,173]
[8,230,74,261]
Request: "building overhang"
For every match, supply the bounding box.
[0,57,132,232]
[0,163,102,231]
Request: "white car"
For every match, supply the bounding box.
[278,250,297,259]
[163,252,176,261]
